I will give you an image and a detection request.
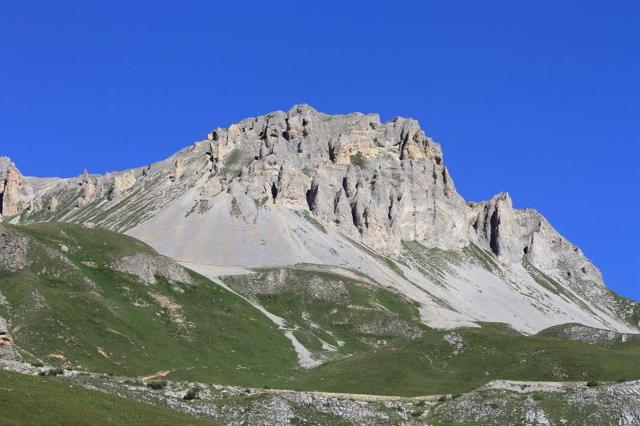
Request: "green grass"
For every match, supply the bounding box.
[3,223,640,402]
[224,268,423,360]
[290,322,640,396]
[0,369,212,425]
[344,235,405,277]
[464,243,500,273]
[224,266,640,396]
[522,259,565,296]
[1,223,297,387]
[16,221,156,259]
[400,240,462,287]
[297,210,327,234]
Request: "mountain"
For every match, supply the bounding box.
[1,105,637,335]
[2,106,640,424]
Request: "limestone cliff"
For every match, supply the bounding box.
[0,159,22,217]
[0,105,636,333]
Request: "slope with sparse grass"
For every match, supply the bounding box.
[0,223,297,387]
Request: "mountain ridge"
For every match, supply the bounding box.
[1,104,637,334]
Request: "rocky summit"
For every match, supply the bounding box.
[0,105,638,335]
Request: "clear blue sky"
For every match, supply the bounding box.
[1,1,638,299]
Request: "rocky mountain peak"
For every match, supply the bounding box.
[195,105,462,253]
[1,106,635,334]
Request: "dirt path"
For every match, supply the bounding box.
[140,370,174,381]
[259,388,442,402]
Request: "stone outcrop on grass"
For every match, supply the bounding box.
[111,253,194,285]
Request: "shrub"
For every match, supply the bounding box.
[586,381,600,388]
[410,410,424,418]
[146,380,167,390]
[183,387,200,401]
[31,361,44,368]
[230,198,242,217]
[350,153,367,168]
[437,395,448,402]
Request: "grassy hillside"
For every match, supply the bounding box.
[0,223,297,387]
[224,268,640,396]
[223,267,424,363]
[1,222,640,401]
[0,369,213,425]
[291,322,640,396]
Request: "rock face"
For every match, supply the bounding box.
[0,160,22,217]
[434,379,640,425]
[108,170,136,200]
[111,253,194,285]
[0,224,29,272]
[78,169,97,206]
[542,323,637,344]
[200,105,468,253]
[0,105,637,334]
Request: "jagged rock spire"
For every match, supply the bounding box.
[0,159,22,217]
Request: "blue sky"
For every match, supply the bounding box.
[1,1,638,299]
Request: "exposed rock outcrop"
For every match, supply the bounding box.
[108,170,136,200]
[0,160,22,217]
[542,323,637,344]
[78,169,97,206]
[0,225,29,271]
[111,253,194,285]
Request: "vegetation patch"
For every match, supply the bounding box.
[147,380,167,390]
[297,210,328,234]
[224,267,423,362]
[0,369,209,425]
[400,240,462,287]
[349,153,367,168]
[253,196,269,209]
[183,386,200,400]
[464,243,500,273]
[230,197,242,217]
[290,320,640,396]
